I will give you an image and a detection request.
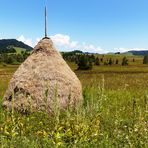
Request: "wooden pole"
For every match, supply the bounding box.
[45,6,47,37]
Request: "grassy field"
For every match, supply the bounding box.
[0,57,148,147]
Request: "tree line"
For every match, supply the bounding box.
[1,50,148,70]
[0,51,30,65]
[63,52,129,70]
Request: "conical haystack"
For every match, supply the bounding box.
[3,38,83,112]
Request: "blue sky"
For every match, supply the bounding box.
[0,0,148,53]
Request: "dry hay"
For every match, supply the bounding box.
[3,38,83,112]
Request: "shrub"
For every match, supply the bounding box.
[100,58,103,62]
[95,57,100,66]
[143,55,148,64]
[77,55,93,70]
[108,58,113,65]
[6,56,16,64]
[122,57,128,66]
[116,59,119,64]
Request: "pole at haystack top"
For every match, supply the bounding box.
[45,6,47,38]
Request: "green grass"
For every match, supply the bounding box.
[0,60,148,147]
[14,47,26,54]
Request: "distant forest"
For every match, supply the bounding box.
[0,52,30,64]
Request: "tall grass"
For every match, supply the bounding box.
[0,76,147,147]
[0,63,148,147]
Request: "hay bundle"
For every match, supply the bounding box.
[3,38,83,112]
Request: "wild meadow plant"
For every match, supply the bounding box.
[0,76,148,147]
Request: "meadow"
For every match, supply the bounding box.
[0,55,148,147]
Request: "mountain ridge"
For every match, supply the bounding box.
[127,50,148,56]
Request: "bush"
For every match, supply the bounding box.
[116,59,119,64]
[77,55,93,70]
[143,55,148,64]
[100,58,103,62]
[122,57,128,66]
[95,57,100,66]
[108,58,113,65]
[6,56,16,64]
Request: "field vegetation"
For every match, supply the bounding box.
[0,54,148,147]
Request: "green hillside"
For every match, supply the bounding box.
[14,47,27,54]
[0,39,33,54]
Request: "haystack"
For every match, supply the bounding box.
[3,38,83,112]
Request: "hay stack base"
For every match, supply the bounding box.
[3,38,83,112]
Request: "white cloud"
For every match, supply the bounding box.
[79,43,106,53]
[17,35,42,47]
[34,38,41,46]
[51,34,70,46]
[17,35,33,47]
[50,34,106,53]
[69,41,78,48]
[16,34,108,53]
[17,34,148,53]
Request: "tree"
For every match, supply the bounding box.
[95,57,100,65]
[100,58,103,62]
[6,56,15,64]
[122,57,128,66]
[115,52,120,55]
[77,55,93,70]
[16,54,24,62]
[0,51,30,65]
[116,59,119,64]
[90,54,95,62]
[143,55,148,64]
[108,58,113,65]
[88,61,93,70]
